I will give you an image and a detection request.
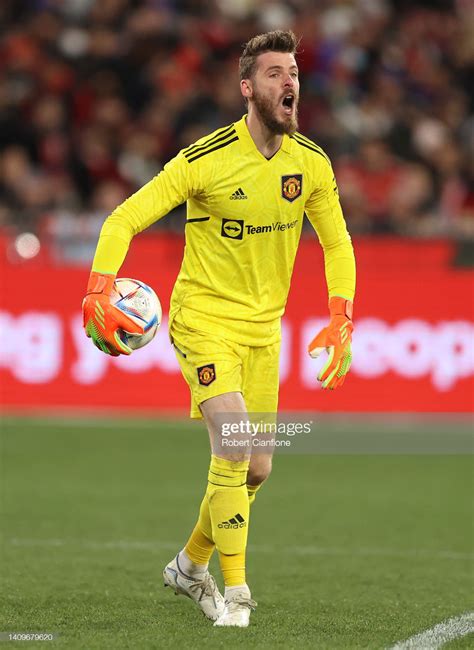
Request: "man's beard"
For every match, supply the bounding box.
[252,88,298,135]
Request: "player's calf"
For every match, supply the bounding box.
[247,453,273,486]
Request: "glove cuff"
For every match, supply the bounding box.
[86,271,116,296]
[329,296,353,320]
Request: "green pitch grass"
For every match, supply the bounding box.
[1,416,473,649]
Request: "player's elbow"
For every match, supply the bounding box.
[101,205,140,240]
[321,232,353,253]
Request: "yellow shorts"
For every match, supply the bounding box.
[170,318,280,419]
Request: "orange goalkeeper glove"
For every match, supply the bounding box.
[82,271,144,356]
[308,296,354,390]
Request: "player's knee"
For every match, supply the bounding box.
[247,457,272,486]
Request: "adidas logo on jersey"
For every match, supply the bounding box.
[230,188,247,200]
[217,513,247,529]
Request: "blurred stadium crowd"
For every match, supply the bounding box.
[0,0,473,254]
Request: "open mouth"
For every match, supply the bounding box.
[281,94,295,114]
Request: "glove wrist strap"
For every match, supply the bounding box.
[86,271,116,296]
[329,296,353,320]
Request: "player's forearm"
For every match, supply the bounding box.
[91,234,130,274]
[322,238,356,300]
[91,158,191,274]
[91,207,139,273]
[90,185,155,274]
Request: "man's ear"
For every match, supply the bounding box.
[240,79,252,100]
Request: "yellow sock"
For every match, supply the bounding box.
[247,483,262,506]
[206,455,250,555]
[184,521,215,565]
[219,550,246,586]
[206,455,249,587]
[217,484,262,584]
[197,493,213,541]
[184,459,260,568]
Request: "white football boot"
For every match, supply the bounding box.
[163,555,225,621]
[214,586,257,627]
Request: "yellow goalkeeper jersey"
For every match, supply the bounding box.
[93,115,355,346]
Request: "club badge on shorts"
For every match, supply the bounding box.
[281,174,303,202]
[197,364,216,386]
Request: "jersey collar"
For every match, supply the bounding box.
[234,115,292,157]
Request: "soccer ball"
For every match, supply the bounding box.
[110,278,162,350]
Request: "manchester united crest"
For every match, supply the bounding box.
[281,174,303,202]
[197,364,216,386]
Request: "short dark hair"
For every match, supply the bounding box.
[239,30,299,80]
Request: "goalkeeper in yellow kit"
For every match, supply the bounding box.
[82,30,355,627]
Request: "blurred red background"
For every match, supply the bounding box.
[1,233,472,413]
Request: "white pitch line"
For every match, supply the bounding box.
[6,538,474,561]
[388,612,474,649]
[289,545,472,561]
[7,538,178,552]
